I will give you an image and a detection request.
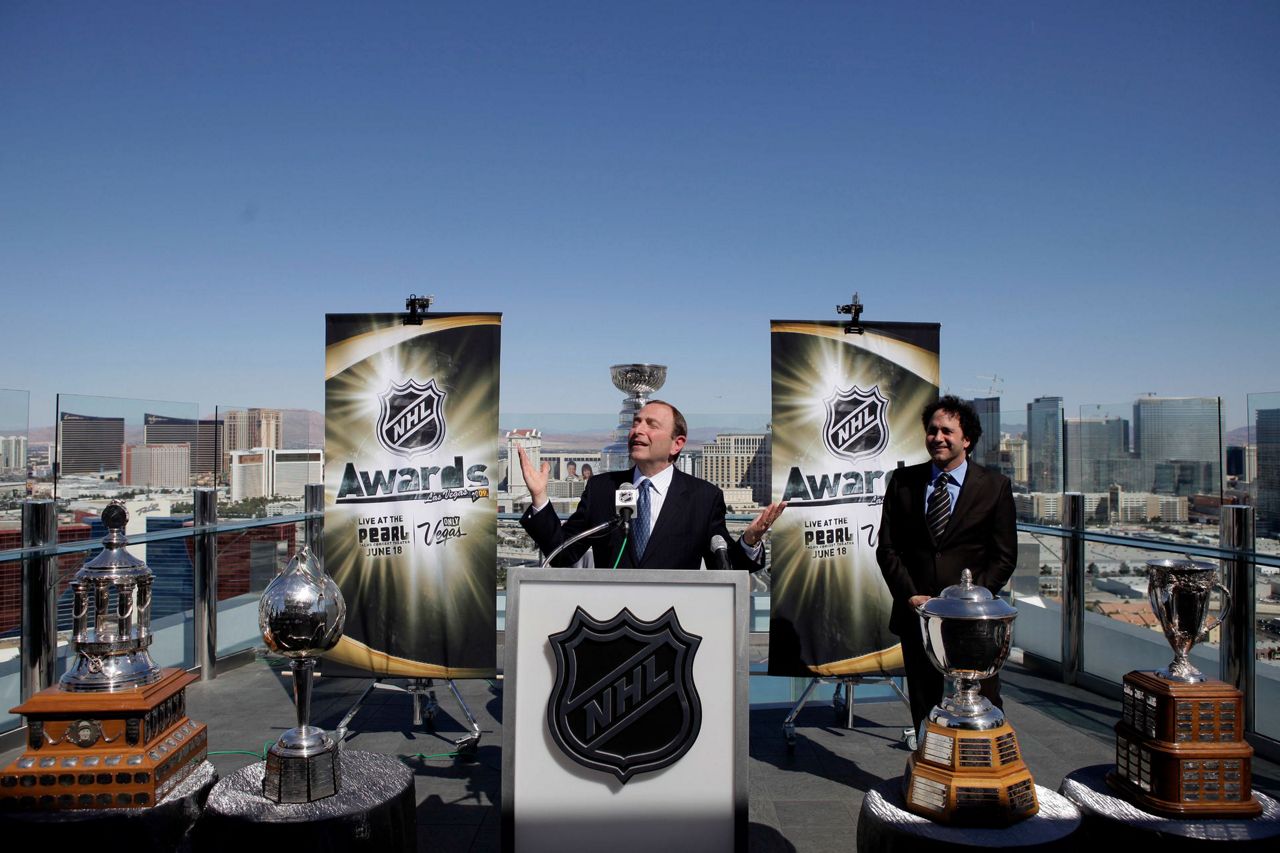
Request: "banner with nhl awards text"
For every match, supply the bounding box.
[768,321,939,676]
[323,313,500,678]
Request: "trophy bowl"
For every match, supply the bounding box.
[259,547,346,658]
[610,363,667,397]
[918,570,1017,729]
[1146,557,1229,683]
[258,547,347,803]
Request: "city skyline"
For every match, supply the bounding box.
[3,4,1278,429]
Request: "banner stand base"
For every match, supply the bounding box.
[783,676,914,749]
[335,678,483,754]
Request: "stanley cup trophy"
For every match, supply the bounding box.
[1107,558,1262,817]
[0,503,208,811]
[903,570,1039,825]
[259,546,347,803]
[600,364,667,472]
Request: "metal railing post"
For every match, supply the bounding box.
[20,500,58,701]
[192,488,217,681]
[1220,505,1254,732]
[304,483,324,561]
[1061,493,1085,685]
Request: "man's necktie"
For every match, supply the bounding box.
[633,478,653,559]
[927,472,952,541]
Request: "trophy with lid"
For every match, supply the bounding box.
[0,503,208,811]
[903,570,1039,825]
[1107,558,1262,817]
[259,546,346,803]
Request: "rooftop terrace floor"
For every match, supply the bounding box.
[6,652,1277,852]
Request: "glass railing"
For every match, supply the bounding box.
[0,511,308,733]
[53,393,202,499]
[5,394,1276,752]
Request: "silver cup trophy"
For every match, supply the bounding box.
[905,569,1037,824]
[600,363,668,472]
[1146,558,1230,683]
[259,546,347,802]
[918,569,1018,730]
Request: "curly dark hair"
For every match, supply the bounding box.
[920,395,982,450]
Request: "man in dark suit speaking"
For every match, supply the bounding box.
[876,395,1017,730]
[518,400,786,570]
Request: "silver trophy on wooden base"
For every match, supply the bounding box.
[258,546,347,803]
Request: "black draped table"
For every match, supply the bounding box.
[0,760,217,851]
[856,777,1082,853]
[1059,764,1280,851]
[193,750,415,853]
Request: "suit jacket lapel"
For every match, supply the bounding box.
[940,462,983,544]
[640,468,689,568]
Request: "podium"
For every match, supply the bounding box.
[501,567,749,853]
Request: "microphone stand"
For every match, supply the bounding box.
[539,519,618,568]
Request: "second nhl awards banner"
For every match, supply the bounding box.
[768,320,939,677]
[323,313,500,678]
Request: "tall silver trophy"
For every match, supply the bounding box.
[259,546,347,803]
[1146,557,1229,682]
[904,570,1038,825]
[601,363,667,472]
[1106,557,1261,816]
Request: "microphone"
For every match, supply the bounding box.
[615,482,638,534]
[710,535,731,571]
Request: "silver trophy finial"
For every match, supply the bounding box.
[1146,558,1230,684]
[259,546,347,802]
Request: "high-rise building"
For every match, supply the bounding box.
[1132,396,1223,496]
[1000,436,1028,485]
[1256,409,1280,537]
[967,397,1002,469]
[1026,397,1063,493]
[274,449,323,497]
[230,448,272,502]
[504,429,542,494]
[229,447,322,501]
[142,413,223,479]
[122,443,191,489]
[1226,445,1257,482]
[1065,416,1131,492]
[701,432,770,507]
[225,408,282,451]
[675,447,703,480]
[57,412,125,476]
[0,435,27,473]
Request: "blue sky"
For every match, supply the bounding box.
[3,2,1277,430]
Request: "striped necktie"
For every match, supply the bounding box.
[927,472,952,541]
[634,478,653,559]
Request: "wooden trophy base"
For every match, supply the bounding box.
[903,719,1039,826]
[1108,670,1262,818]
[0,669,208,812]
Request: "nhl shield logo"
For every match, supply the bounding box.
[823,384,890,462]
[547,607,702,784]
[376,378,447,458]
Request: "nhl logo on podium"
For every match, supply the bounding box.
[547,607,702,783]
[823,384,889,462]
[376,377,446,457]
